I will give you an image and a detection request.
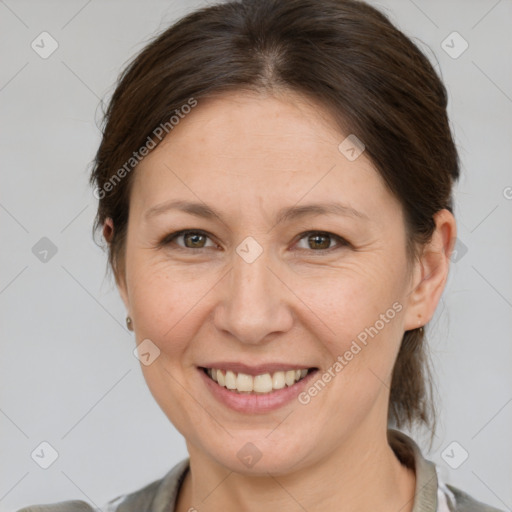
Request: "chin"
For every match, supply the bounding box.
[202,435,314,476]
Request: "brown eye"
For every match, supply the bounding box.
[295,231,348,252]
[161,230,216,250]
[307,233,331,250]
[182,232,207,248]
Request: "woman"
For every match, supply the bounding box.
[18,0,504,510]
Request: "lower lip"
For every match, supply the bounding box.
[198,367,319,414]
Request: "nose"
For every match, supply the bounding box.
[213,244,294,345]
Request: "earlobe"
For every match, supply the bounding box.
[403,209,457,331]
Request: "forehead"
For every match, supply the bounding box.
[161,90,344,160]
[131,90,398,224]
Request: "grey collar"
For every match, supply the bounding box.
[388,428,439,512]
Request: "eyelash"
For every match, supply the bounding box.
[159,229,350,254]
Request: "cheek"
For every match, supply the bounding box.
[293,263,405,400]
[295,259,404,343]
[127,262,205,434]
[127,255,235,372]
[300,277,404,427]
[128,259,198,354]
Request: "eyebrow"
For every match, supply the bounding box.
[144,199,369,224]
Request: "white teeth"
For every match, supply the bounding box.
[236,373,253,392]
[253,373,273,393]
[285,370,296,386]
[225,370,237,390]
[272,371,286,390]
[205,367,311,394]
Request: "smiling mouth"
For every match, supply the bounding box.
[200,367,318,394]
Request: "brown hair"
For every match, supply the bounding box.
[90,0,459,434]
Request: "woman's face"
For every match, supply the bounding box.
[116,91,430,474]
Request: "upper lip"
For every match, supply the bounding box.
[199,362,317,376]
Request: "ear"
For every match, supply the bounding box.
[103,217,130,311]
[403,209,457,331]
[103,217,114,243]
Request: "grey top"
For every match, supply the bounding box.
[17,429,504,512]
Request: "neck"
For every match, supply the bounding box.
[176,426,416,512]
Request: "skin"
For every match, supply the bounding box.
[104,90,456,512]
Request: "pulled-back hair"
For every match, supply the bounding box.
[90,0,460,433]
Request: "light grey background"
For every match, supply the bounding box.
[1,0,511,510]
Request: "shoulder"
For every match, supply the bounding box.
[441,482,506,512]
[15,458,190,512]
